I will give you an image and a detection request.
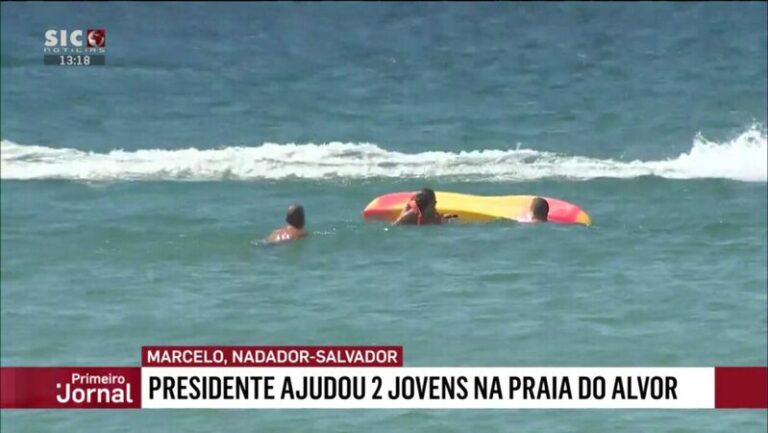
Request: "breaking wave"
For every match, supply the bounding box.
[1,126,765,182]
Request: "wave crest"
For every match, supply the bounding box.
[1,126,765,182]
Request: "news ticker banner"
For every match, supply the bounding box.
[1,346,765,409]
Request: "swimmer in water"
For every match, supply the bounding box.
[529,197,549,223]
[266,204,307,243]
[393,188,458,225]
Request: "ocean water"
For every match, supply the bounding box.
[1,2,767,432]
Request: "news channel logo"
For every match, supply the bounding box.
[43,29,106,66]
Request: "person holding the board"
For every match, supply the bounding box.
[266,204,308,243]
[393,188,457,225]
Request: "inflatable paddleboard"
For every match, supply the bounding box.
[362,191,591,225]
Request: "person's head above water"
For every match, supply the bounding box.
[285,204,305,229]
[531,197,549,222]
[413,188,437,212]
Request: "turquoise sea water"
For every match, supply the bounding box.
[1,2,767,432]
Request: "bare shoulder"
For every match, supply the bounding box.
[266,227,306,244]
[393,210,418,225]
[266,228,291,244]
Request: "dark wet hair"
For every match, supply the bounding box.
[286,204,305,229]
[531,197,549,221]
[414,188,437,211]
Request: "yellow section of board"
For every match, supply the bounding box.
[432,192,534,222]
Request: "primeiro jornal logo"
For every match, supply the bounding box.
[43,28,106,66]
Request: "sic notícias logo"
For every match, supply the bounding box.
[44,29,106,53]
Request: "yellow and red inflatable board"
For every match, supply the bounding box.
[362,191,591,225]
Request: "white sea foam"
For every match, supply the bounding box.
[1,126,765,182]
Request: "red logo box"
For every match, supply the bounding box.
[87,29,106,48]
[1,367,140,409]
